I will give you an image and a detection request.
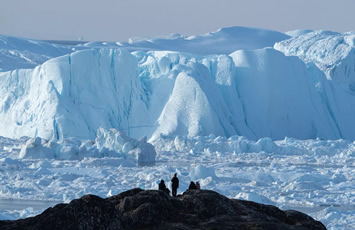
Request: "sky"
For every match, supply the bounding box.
[0,0,354,42]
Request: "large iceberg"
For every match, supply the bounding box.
[0,27,354,141]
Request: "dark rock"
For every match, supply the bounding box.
[0,188,326,230]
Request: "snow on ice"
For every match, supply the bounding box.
[0,26,354,229]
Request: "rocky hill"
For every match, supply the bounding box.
[0,188,326,230]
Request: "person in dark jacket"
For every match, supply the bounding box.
[171,173,179,197]
[188,181,197,189]
[159,180,170,195]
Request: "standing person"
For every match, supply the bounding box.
[171,173,179,197]
[196,181,200,189]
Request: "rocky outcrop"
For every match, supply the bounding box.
[0,188,326,230]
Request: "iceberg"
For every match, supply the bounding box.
[0,26,354,141]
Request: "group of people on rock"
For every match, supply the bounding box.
[158,173,200,197]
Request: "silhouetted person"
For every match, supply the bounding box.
[196,181,200,189]
[159,179,170,195]
[188,181,197,189]
[171,173,179,197]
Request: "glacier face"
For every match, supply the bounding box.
[0,27,355,141]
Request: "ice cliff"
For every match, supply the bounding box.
[0,27,354,141]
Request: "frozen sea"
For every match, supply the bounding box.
[0,133,354,230]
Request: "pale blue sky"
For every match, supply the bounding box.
[1,0,354,42]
